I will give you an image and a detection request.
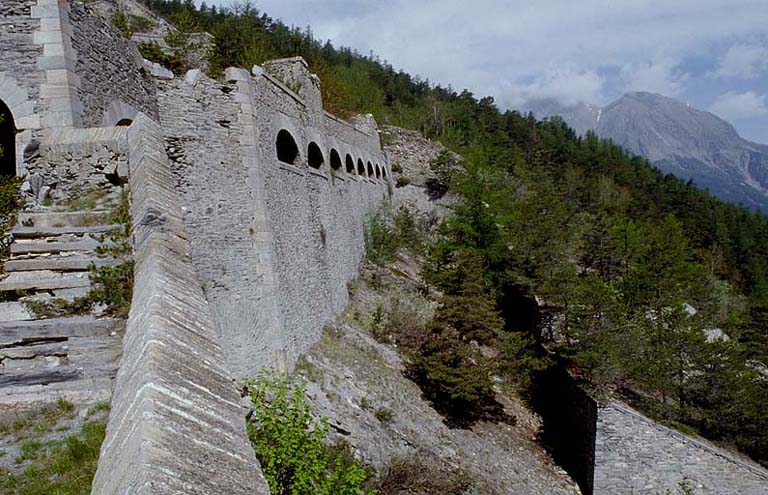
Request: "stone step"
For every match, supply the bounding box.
[0,271,91,292]
[0,302,34,322]
[0,377,114,411]
[1,335,122,369]
[11,224,120,239]
[17,210,112,228]
[10,238,101,255]
[0,364,118,388]
[0,316,122,347]
[6,256,123,273]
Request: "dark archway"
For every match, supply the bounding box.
[367,161,374,177]
[116,118,133,127]
[330,149,342,171]
[382,167,388,180]
[375,164,381,179]
[357,158,365,175]
[0,100,16,177]
[346,154,355,174]
[276,129,299,164]
[308,142,324,169]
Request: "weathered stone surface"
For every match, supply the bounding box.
[11,224,119,238]
[0,302,33,322]
[0,270,91,290]
[10,238,100,254]
[594,402,768,494]
[0,316,121,346]
[92,114,268,495]
[5,255,121,272]
[69,1,158,127]
[17,210,111,227]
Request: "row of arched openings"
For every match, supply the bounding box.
[276,129,387,181]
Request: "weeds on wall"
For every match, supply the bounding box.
[245,373,375,495]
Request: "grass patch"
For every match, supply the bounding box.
[0,399,76,442]
[0,419,106,495]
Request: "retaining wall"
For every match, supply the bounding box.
[91,113,268,495]
[594,402,768,494]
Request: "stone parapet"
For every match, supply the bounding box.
[91,113,268,495]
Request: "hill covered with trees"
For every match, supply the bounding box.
[138,0,768,468]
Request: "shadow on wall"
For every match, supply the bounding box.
[0,99,16,176]
[530,363,598,495]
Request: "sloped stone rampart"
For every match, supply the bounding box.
[91,113,268,495]
[594,402,768,494]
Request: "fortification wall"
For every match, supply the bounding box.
[156,65,390,377]
[69,0,157,127]
[0,0,43,126]
[594,402,768,494]
[92,113,268,495]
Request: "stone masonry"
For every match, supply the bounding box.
[594,402,768,494]
[2,2,767,494]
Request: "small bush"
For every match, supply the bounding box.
[391,162,403,174]
[377,453,476,495]
[112,9,131,38]
[138,42,173,68]
[245,374,374,495]
[128,14,157,33]
[365,215,399,265]
[374,408,393,423]
[395,176,411,188]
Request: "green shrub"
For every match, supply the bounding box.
[128,14,156,33]
[245,374,374,495]
[395,176,410,188]
[376,454,476,495]
[390,162,403,173]
[365,215,398,265]
[112,9,131,38]
[138,42,173,68]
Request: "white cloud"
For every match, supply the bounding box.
[205,0,768,140]
[501,68,605,108]
[709,91,768,121]
[621,58,689,97]
[711,43,768,79]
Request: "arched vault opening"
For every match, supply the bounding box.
[0,100,17,176]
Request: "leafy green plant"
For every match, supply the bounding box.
[365,215,398,265]
[395,176,411,188]
[112,9,131,38]
[245,373,374,495]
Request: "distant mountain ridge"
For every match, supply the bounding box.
[522,92,768,211]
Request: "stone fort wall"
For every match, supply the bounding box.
[594,402,768,494]
[157,62,390,378]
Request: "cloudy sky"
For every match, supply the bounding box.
[206,0,768,143]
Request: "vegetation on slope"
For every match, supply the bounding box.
[0,401,109,495]
[143,0,768,467]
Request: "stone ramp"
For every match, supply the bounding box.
[0,208,126,411]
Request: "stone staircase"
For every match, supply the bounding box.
[0,204,128,410]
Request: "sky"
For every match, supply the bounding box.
[204,0,768,144]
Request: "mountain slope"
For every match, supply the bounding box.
[527,92,768,211]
